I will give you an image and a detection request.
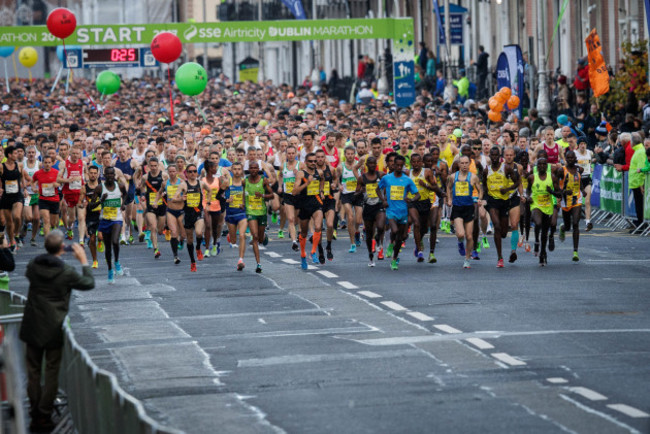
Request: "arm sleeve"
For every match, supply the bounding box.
[69,266,95,291]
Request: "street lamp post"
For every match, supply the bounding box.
[536,0,551,124]
[444,0,454,102]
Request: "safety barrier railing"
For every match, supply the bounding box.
[590,164,650,236]
[0,289,182,434]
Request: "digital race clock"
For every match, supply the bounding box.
[63,47,158,69]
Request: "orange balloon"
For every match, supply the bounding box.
[488,110,502,122]
[495,91,508,104]
[507,95,520,110]
[500,87,512,100]
[488,97,501,111]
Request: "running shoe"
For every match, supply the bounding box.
[128,235,134,244]
[497,258,505,268]
[340,220,347,230]
[292,241,299,251]
[66,229,73,240]
[301,256,308,270]
[256,264,262,273]
[120,235,127,245]
[524,242,531,253]
[326,246,333,261]
[278,230,284,239]
[539,252,547,266]
[428,253,437,263]
[312,252,319,264]
[115,261,124,276]
[533,242,539,257]
[586,222,593,232]
[146,238,153,249]
[30,238,37,247]
[471,250,480,260]
[368,259,376,267]
[97,240,105,253]
[237,259,245,271]
[204,249,211,258]
[572,251,579,262]
[509,252,518,263]
[332,230,337,240]
[517,238,524,248]
[178,240,184,251]
[548,236,555,252]
[318,244,326,264]
[92,260,98,269]
[212,245,218,256]
[417,251,424,263]
[164,230,171,241]
[390,259,399,270]
[174,257,181,265]
[371,239,376,253]
[354,232,361,246]
[154,249,161,259]
[39,228,44,236]
[463,259,471,269]
[108,269,115,284]
[197,249,204,261]
[139,232,145,243]
[386,243,394,258]
[263,234,269,246]
[558,224,566,242]
[482,236,490,249]
[59,219,64,227]
[377,247,384,260]
[457,241,465,257]
[476,242,482,253]
[272,212,278,224]
[486,223,494,235]
[79,240,84,246]
[348,244,356,253]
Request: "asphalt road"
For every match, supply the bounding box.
[8,222,650,434]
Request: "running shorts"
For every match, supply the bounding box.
[451,204,475,223]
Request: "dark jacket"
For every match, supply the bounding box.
[0,247,14,272]
[20,254,94,349]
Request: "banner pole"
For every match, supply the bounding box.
[3,59,8,93]
[11,52,18,84]
[50,65,64,94]
[65,69,71,93]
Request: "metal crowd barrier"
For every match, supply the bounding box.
[0,289,182,434]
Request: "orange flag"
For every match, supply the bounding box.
[585,29,609,97]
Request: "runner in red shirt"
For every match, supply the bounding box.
[32,155,60,236]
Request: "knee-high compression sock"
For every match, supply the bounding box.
[299,234,307,258]
[171,238,179,256]
[113,242,120,262]
[187,242,195,262]
[511,230,519,251]
[311,231,321,254]
[196,237,203,251]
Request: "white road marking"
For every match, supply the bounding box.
[434,324,462,334]
[465,338,494,350]
[238,349,421,367]
[569,387,607,401]
[257,318,267,324]
[491,352,526,366]
[282,258,300,265]
[559,395,641,433]
[406,312,435,322]
[307,265,318,270]
[338,281,359,289]
[588,259,650,263]
[258,246,266,250]
[547,377,569,384]
[317,270,339,278]
[357,290,382,299]
[607,404,650,418]
[380,301,408,312]
[264,251,282,258]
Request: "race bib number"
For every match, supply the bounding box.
[366,183,378,198]
[284,177,295,193]
[149,192,161,206]
[103,206,118,220]
[187,192,201,208]
[323,181,331,196]
[231,192,243,208]
[390,185,405,201]
[344,178,357,192]
[307,180,320,196]
[488,179,503,194]
[248,195,263,210]
[42,183,55,197]
[167,185,178,199]
[455,181,469,196]
[537,194,551,207]
[5,180,18,194]
[23,196,30,206]
[70,179,82,190]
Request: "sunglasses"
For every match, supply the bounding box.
[306,159,316,163]
[187,170,197,173]
[472,147,481,151]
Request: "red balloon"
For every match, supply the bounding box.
[151,32,182,64]
[47,8,77,39]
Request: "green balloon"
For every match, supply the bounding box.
[96,70,120,95]
[175,62,207,96]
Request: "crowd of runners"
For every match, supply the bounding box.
[0,76,606,282]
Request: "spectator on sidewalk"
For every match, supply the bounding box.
[19,230,94,432]
[629,137,650,228]
[418,42,428,73]
[0,237,14,272]
[476,45,489,99]
[614,132,634,172]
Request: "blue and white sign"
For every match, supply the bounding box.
[496,52,510,90]
[394,60,416,107]
[623,173,637,219]
[438,14,463,45]
[64,47,158,69]
[280,0,307,19]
